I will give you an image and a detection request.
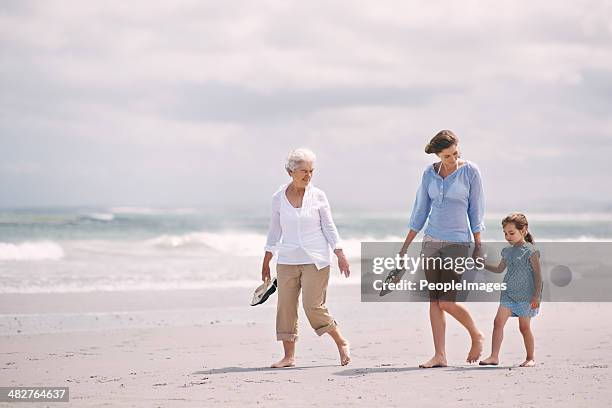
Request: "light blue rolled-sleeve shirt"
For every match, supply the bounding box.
[409,160,485,242]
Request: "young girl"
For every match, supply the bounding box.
[480,213,543,367]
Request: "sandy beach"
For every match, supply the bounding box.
[3,0,612,406]
[1,284,611,407]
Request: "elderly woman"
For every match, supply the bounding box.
[399,130,485,368]
[261,148,351,368]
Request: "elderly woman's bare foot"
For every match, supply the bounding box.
[337,341,350,366]
[419,355,447,368]
[467,332,484,363]
[519,359,536,367]
[270,357,295,368]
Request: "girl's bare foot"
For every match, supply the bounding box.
[467,332,484,363]
[479,356,499,366]
[419,355,447,368]
[337,341,350,366]
[519,359,536,367]
[270,357,295,368]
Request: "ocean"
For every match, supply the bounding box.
[1,207,612,294]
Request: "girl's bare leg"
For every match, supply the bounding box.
[420,300,448,368]
[518,316,536,367]
[271,340,296,368]
[480,306,512,365]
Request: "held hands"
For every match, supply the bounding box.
[335,249,350,278]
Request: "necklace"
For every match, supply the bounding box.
[437,161,459,176]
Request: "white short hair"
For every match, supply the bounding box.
[285,148,316,173]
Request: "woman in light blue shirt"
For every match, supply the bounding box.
[399,130,485,368]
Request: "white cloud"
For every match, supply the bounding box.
[0,0,610,210]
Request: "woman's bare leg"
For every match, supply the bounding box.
[328,327,350,366]
[271,340,296,368]
[420,300,448,368]
[438,301,484,363]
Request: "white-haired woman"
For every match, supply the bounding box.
[262,148,351,368]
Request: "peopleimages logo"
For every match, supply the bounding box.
[372,277,507,294]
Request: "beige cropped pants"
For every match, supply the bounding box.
[275,263,337,341]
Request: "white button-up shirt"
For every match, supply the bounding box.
[264,183,342,270]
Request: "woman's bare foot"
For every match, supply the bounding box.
[519,359,536,367]
[467,332,484,363]
[337,341,350,366]
[478,356,499,366]
[270,357,295,368]
[419,355,447,368]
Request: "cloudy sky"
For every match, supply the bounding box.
[1,0,611,212]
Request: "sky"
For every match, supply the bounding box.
[1,0,611,212]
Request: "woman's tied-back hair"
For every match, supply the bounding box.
[502,212,535,244]
[425,130,459,154]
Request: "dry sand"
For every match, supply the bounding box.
[1,285,611,407]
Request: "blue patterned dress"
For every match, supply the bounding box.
[500,243,541,317]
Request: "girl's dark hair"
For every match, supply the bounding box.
[425,130,459,154]
[502,212,534,244]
